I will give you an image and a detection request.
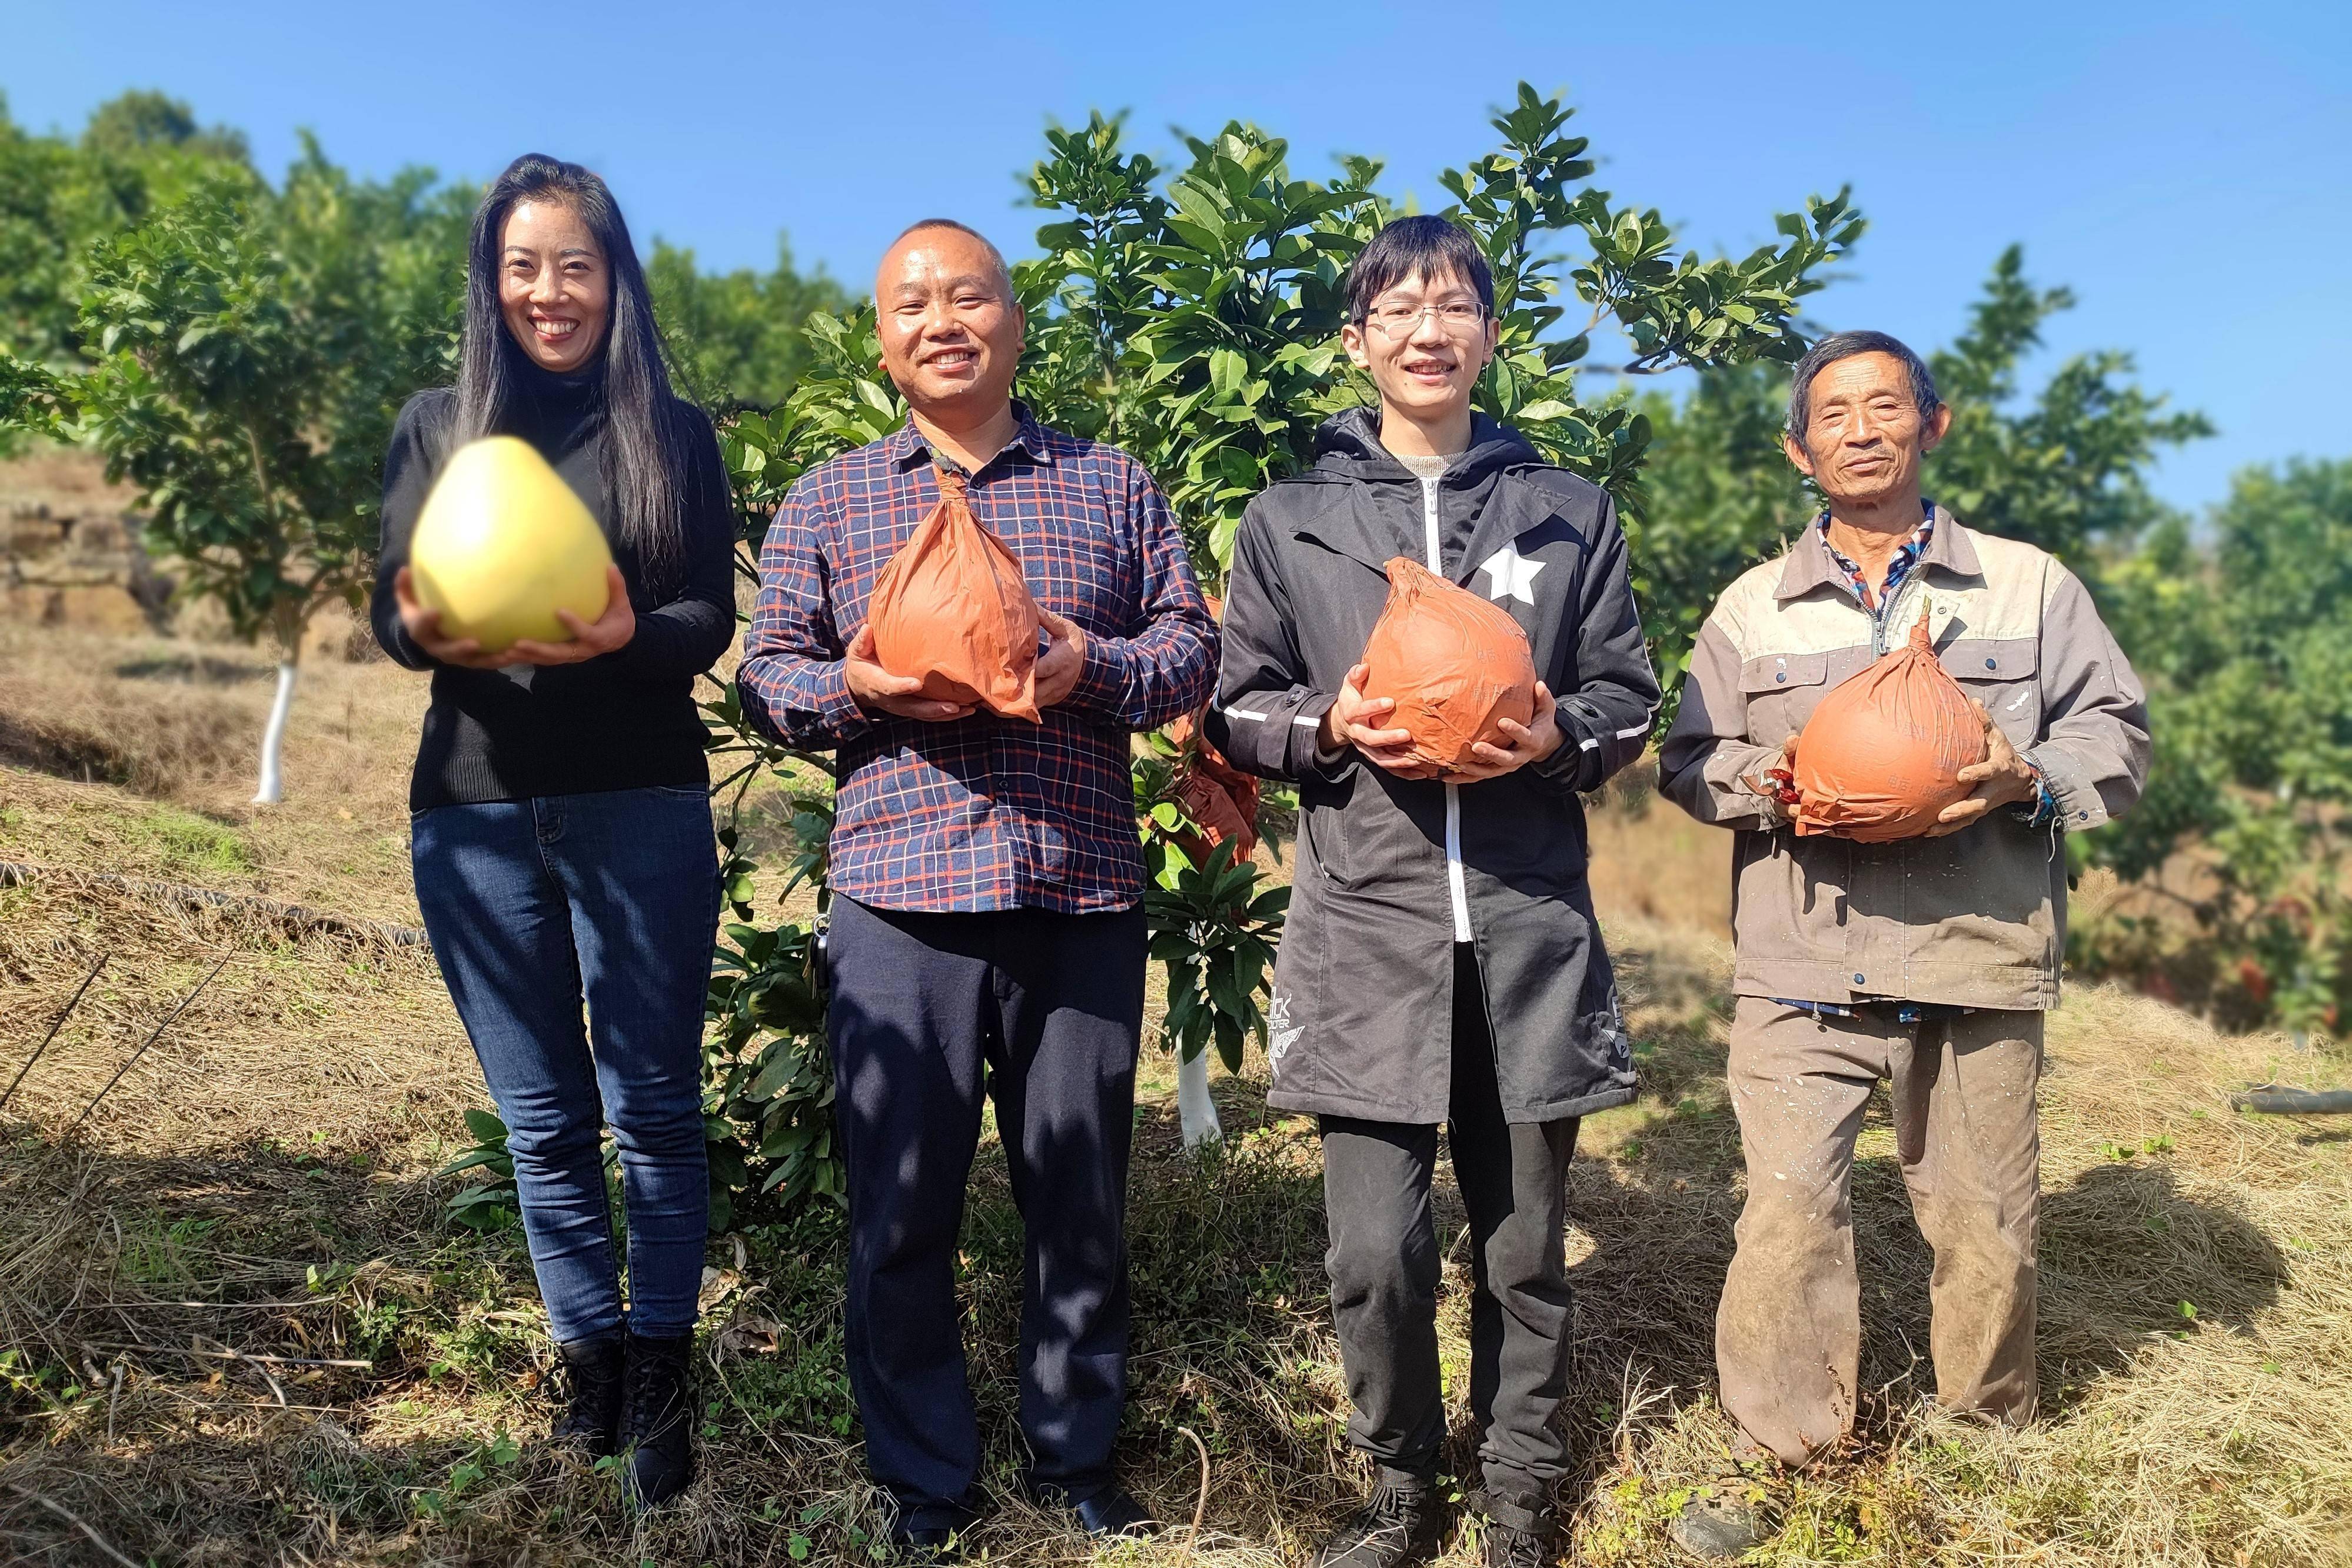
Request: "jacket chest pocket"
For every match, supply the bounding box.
[1940,637,2041,748]
[1739,652,1830,746]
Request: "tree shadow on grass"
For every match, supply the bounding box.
[1549,936,2291,1480]
[0,971,2293,1565]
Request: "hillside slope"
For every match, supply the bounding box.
[1,611,2348,1566]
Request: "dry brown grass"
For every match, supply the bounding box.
[2,610,2348,1566]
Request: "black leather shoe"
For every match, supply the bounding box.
[618,1329,695,1512]
[1312,1477,1441,1567]
[547,1331,625,1457]
[1073,1487,1159,1539]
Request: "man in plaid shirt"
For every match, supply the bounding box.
[738,218,1216,1557]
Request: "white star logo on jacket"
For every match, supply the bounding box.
[1478,541,1545,605]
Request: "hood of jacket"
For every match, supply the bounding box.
[1306,406,1545,490]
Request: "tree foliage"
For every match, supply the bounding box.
[0,90,257,365]
[1631,246,2211,699]
[79,88,251,165]
[1927,247,2214,564]
[648,237,853,411]
[2081,460,2352,1033]
[699,82,1862,1216]
[73,144,468,654]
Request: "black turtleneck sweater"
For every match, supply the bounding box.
[370,367,738,809]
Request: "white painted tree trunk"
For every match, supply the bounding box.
[1176,1047,1223,1148]
[253,659,297,805]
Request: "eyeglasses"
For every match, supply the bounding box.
[1360,299,1488,337]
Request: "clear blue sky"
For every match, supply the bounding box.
[12,0,2348,512]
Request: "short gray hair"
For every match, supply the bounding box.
[1787,329,1940,445]
[887,217,1014,295]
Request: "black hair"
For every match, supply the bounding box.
[1787,329,1941,448]
[455,154,691,592]
[1342,215,1495,323]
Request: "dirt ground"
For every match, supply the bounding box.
[2,593,2349,1566]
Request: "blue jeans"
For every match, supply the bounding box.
[411,786,717,1341]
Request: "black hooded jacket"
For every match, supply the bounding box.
[1207,409,1659,1124]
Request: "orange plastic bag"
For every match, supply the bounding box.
[867,470,1041,722]
[1167,708,1260,866]
[1359,556,1538,773]
[1793,618,1988,841]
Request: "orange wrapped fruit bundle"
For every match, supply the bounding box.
[1166,707,1260,866]
[1793,618,1988,841]
[867,470,1041,723]
[1359,556,1538,772]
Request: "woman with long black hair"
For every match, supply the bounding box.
[371,154,735,1510]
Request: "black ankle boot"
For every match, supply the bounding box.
[548,1331,625,1457]
[618,1329,696,1511]
[1479,1492,1555,1568]
[1312,1474,1441,1567]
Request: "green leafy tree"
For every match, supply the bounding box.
[1625,361,1799,694]
[0,352,72,454]
[79,88,250,165]
[0,91,256,364]
[699,82,1862,1190]
[2080,461,2352,1036]
[648,235,852,411]
[1632,246,2212,703]
[73,144,467,802]
[1927,247,2213,564]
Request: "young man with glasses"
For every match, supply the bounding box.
[1209,215,1659,1567]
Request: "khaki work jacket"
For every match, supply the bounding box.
[1658,510,2150,1010]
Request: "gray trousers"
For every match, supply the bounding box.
[1318,945,1580,1509]
[1718,998,2044,1466]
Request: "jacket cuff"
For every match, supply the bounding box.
[1288,691,1348,779]
[1530,699,1602,793]
[2022,746,2105,830]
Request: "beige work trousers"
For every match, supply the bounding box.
[1716,997,2043,1466]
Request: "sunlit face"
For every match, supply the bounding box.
[1342,265,1498,427]
[1784,351,1951,506]
[498,199,610,374]
[874,226,1024,422]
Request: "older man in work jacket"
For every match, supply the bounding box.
[1656,328,2150,1555]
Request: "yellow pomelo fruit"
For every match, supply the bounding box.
[410,436,613,652]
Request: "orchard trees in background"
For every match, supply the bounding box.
[0,90,256,367]
[1631,244,2212,701]
[73,145,470,801]
[2084,460,2352,1036]
[1924,247,2213,565]
[648,237,853,411]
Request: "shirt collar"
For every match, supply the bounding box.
[1774,501,1975,601]
[888,400,1054,474]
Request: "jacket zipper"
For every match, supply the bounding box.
[1419,474,1473,944]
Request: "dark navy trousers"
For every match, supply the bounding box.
[825,895,1146,1530]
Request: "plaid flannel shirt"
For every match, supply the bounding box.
[737,405,1218,914]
